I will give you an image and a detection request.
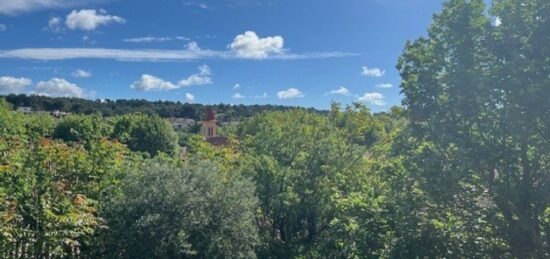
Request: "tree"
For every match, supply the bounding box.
[397,0,549,257]
[111,113,178,157]
[53,113,111,148]
[99,157,259,258]
[0,137,128,258]
[238,110,389,258]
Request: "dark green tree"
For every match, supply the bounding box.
[397,0,549,257]
[112,113,178,157]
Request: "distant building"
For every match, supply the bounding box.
[17,106,32,113]
[52,110,71,118]
[168,117,196,130]
[201,108,228,146]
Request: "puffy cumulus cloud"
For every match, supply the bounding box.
[232,93,245,99]
[185,93,195,102]
[72,69,92,78]
[0,76,32,94]
[178,64,212,87]
[233,83,241,90]
[229,31,284,59]
[277,88,303,99]
[357,92,385,106]
[65,9,125,31]
[130,74,177,91]
[34,78,87,98]
[325,86,350,96]
[131,65,212,91]
[0,24,6,31]
[375,83,393,88]
[361,66,385,77]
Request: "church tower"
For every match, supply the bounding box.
[202,108,217,140]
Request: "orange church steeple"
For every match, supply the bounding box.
[201,108,217,140]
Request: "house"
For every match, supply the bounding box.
[17,106,32,113]
[52,110,71,118]
[167,117,196,130]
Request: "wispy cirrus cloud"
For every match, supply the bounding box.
[0,31,357,62]
[361,66,385,77]
[0,47,356,61]
[123,36,188,43]
[232,93,245,99]
[375,83,393,88]
[0,0,108,16]
[72,69,92,78]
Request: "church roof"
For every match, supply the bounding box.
[204,108,216,121]
[206,136,229,146]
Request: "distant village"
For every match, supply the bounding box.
[16,105,233,148]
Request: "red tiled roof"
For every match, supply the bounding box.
[206,136,228,146]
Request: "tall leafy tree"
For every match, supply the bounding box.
[238,110,389,258]
[397,0,549,257]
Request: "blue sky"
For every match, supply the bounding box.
[0,0,445,111]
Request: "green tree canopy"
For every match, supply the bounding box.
[99,157,259,258]
[111,113,179,157]
[397,0,549,257]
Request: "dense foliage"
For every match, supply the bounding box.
[2,94,322,122]
[0,0,548,258]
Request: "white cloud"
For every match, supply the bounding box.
[178,64,212,87]
[0,24,6,31]
[375,83,393,88]
[65,9,125,31]
[0,0,105,15]
[232,93,245,99]
[253,92,269,99]
[123,36,173,43]
[0,47,356,62]
[233,83,240,90]
[45,16,64,33]
[131,65,212,91]
[277,88,303,99]
[34,78,86,98]
[185,93,195,102]
[184,2,209,9]
[130,74,178,91]
[229,31,284,59]
[361,66,385,77]
[48,16,61,27]
[325,86,350,96]
[492,17,502,27]
[357,92,385,106]
[72,69,92,78]
[0,76,32,94]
